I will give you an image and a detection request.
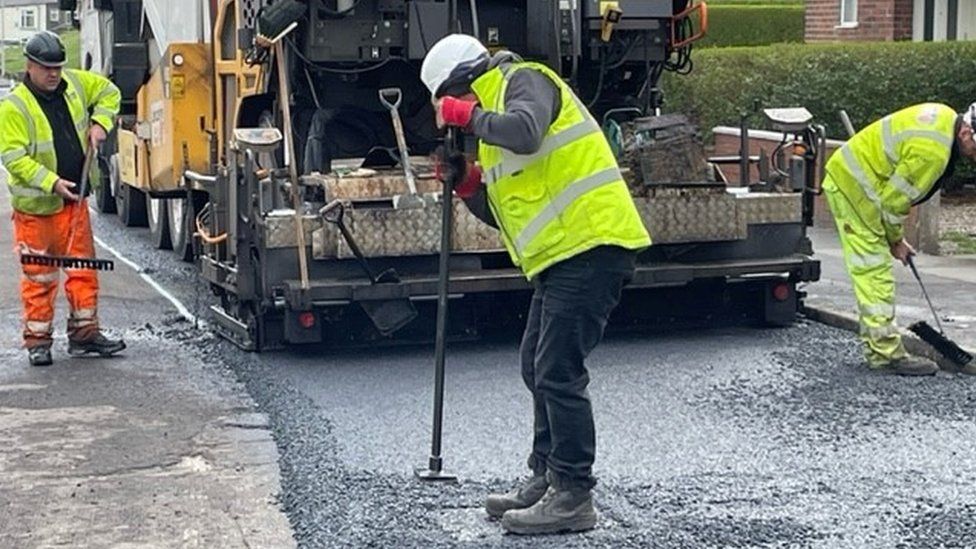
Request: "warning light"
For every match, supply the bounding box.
[298,311,316,329]
[772,283,791,302]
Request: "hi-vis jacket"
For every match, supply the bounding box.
[0,69,120,215]
[470,61,651,279]
[825,103,957,243]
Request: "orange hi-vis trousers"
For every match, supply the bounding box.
[13,199,99,349]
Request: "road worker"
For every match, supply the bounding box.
[823,102,976,375]
[0,31,124,367]
[421,34,651,535]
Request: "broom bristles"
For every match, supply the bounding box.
[909,321,973,367]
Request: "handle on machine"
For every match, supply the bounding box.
[671,1,708,50]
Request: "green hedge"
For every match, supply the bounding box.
[661,41,976,140]
[697,5,804,48]
[704,0,802,5]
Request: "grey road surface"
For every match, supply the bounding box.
[91,208,976,548]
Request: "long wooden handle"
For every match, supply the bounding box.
[65,146,97,257]
[275,40,310,291]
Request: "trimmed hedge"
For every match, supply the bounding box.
[698,5,805,48]
[661,41,976,140]
[705,0,802,4]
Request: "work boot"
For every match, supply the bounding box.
[501,485,598,535]
[68,332,126,358]
[485,474,549,519]
[881,356,939,376]
[28,346,53,367]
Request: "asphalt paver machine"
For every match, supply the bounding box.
[74,0,821,350]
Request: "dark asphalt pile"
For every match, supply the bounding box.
[186,320,976,548]
[93,212,976,548]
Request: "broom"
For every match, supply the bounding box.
[906,256,972,366]
[19,147,115,271]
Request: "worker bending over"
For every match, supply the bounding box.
[823,103,976,375]
[421,34,651,535]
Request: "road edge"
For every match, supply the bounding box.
[802,304,975,373]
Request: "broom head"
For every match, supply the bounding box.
[908,320,973,367]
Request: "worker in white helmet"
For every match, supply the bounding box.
[421,34,651,535]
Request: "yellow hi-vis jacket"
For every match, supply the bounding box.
[825,103,957,244]
[470,61,651,279]
[0,69,120,215]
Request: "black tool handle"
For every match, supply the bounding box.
[65,147,96,255]
[907,255,944,334]
[320,200,378,284]
[427,129,457,472]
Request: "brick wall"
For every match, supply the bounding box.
[713,128,839,229]
[712,127,929,246]
[806,0,914,42]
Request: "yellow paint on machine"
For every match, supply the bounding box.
[117,129,142,187]
[129,43,215,192]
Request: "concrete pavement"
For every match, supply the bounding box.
[805,226,976,360]
[0,187,295,547]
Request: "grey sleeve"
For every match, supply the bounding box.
[469,69,561,155]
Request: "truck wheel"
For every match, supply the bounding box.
[168,193,194,262]
[93,155,116,214]
[112,155,148,227]
[147,194,172,250]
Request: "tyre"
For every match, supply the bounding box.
[168,191,194,262]
[147,194,172,250]
[93,155,116,214]
[112,154,148,227]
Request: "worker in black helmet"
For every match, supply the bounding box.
[0,31,123,366]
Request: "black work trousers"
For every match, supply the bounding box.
[520,245,636,491]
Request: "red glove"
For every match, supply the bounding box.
[454,164,483,198]
[434,152,483,199]
[440,97,478,128]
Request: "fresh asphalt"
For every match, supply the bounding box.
[91,210,976,548]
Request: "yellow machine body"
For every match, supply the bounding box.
[119,43,214,192]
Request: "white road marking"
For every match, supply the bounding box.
[92,235,200,326]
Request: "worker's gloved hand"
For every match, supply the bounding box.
[435,97,478,130]
[434,148,482,199]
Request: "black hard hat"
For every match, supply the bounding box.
[24,31,66,68]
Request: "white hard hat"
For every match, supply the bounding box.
[420,34,489,97]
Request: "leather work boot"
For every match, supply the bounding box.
[882,356,939,376]
[68,332,126,358]
[28,346,53,367]
[485,475,549,519]
[501,485,598,535]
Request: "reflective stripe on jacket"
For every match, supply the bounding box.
[0,69,121,215]
[470,61,651,279]
[825,103,956,243]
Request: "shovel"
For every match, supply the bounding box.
[379,88,426,210]
[320,199,417,336]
